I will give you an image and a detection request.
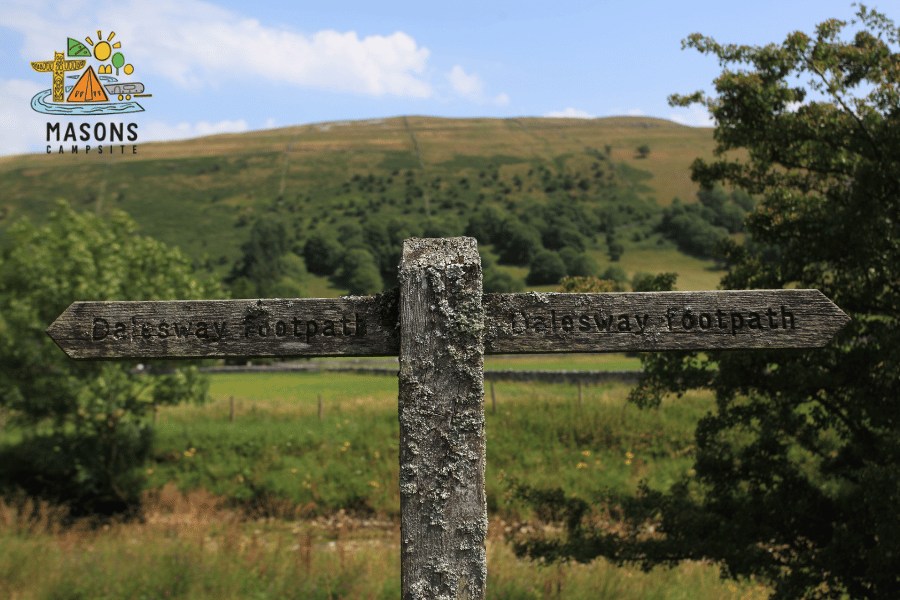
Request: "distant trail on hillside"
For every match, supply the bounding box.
[403,116,430,216]
[279,125,308,197]
[402,116,425,168]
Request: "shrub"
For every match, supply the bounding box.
[526,250,567,285]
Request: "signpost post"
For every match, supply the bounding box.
[47,237,850,600]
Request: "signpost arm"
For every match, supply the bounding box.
[398,237,487,600]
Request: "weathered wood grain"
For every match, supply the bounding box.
[483,289,849,353]
[47,289,848,360]
[45,290,399,360]
[398,237,487,600]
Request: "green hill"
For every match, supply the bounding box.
[0,116,735,295]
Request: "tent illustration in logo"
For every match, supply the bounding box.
[30,30,151,115]
[66,66,109,102]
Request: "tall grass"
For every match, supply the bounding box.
[0,489,770,600]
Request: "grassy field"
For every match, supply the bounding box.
[133,373,701,519]
[0,372,771,599]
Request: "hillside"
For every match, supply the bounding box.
[0,116,733,294]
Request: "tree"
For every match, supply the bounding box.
[606,232,624,261]
[559,248,601,278]
[483,269,524,293]
[494,218,544,265]
[657,199,730,257]
[465,207,503,244]
[227,215,305,298]
[526,250,566,285]
[512,7,900,599]
[111,52,125,76]
[598,265,629,286]
[0,201,216,518]
[696,184,751,232]
[228,215,284,291]
[303,231,343,276]
[636,143,651,158]
[481,250,524,293]
[335,248,383,295]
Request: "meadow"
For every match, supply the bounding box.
[149,372,701,518]
[0,371,771,599]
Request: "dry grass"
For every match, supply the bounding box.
[0,486,770,600]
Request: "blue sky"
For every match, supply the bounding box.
[0,0,874,156]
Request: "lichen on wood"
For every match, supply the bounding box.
[398,237,487,600]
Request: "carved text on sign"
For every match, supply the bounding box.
[506,305,797,336]
[482,290,848,353]
[48,290,848,360]
[47,294,400,360]
[90,313,370,343]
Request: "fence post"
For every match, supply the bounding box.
[398,237,486,600]
[230,396,235,425]
[318,394,323,421]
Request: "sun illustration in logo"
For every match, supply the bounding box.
[30,29,151,115]
[76,31,134,77]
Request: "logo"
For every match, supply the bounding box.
[30,30,151,116]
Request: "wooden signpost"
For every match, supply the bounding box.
[47,237,849,600]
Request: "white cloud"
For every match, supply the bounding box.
[669,105,715,127]
[493,93,509,106]
[142,119,249,142]
[544,108,595,119]
[0,78,49,156]
[628,108,644,116]
[3,0,433,98]
[447,65,483,99]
